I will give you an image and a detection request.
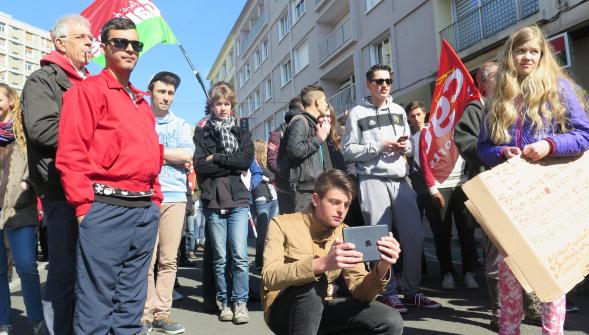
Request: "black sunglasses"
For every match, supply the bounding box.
[370,78,392,85]
[107,38,144,52]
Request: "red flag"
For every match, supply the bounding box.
[420,39,480,183]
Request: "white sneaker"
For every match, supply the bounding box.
[464,272,479,289]
[441,273,455,290]
[0,324,11,335]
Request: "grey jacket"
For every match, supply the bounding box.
[20,63,72,199]
[342,96,411,178]
[0,143,37,231]
[285,112,325,191]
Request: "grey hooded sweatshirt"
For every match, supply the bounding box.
[342,96,411,178]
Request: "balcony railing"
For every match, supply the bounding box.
[440,0,539,52]
[318,17,352,63]
[239,14,267,55]
[328,84,356,118]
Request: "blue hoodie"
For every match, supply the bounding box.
[155,111,195,202]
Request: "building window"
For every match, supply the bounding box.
[260,39,269,62]
[244,63,251,83]
[227,50,234,69]
[25,32,33,43]
[264,78,272,101]
[278,13,290,41]
[244,96,252,117]
[365,0,382,12]
[25,62,34,72]
[292,0,305,23]
[25,47,33,57]
[252,49,261,70]
[238,71,244,88]
[280,59,292,86]
[293,41,309,74]
[0,38,5,49]
[253,89,261,110]
[369,38,391,67]
[0,23,5,33]
[264,118,274,140]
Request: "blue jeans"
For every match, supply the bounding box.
[0,226,44,325]
[185,199,206,253]
[206,207,249,304]
[41,199,77,335]
[254,199,279,267]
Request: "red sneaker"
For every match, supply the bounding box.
[381,295,408,314]
[404,293,442,309]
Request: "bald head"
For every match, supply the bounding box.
[475,61,498,98]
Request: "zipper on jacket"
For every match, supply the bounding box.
[516,95,523,149]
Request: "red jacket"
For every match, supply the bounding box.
[56,69,163,216]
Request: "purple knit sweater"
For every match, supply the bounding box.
[478,79,589,168]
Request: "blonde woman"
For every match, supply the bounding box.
[0,83,45,334]
[251,140,279,268]
[478,25,589,334]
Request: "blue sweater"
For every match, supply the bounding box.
[155,111,195,202]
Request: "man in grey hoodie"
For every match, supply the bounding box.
[342,64,441,313]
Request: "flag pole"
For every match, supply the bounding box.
[177,42,209,100]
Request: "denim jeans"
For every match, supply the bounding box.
[205,207,249,304]
[0,226,44,325]
[185,199,206,253]
[254,199,279,267]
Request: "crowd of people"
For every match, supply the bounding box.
[0,11,587,335]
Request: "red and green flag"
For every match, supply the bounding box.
[81,0,177,65]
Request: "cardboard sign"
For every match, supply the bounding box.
[462,153,589,302]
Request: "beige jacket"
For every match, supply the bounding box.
[261,212,389,323]
[0,143,37,231]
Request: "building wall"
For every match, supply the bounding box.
[209,0,589,140]
[0,12,52,93]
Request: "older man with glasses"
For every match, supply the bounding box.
[342,64,441,315]
[20,14,93,335]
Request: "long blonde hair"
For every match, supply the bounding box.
[254,140,268,168]
[487,25,588,144]
[0,83,26,151]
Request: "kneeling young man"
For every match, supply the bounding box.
[262,169,404,335]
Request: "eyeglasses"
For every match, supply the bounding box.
[58,34,95,42]
[370,78,392,86]
[106,38,144,52]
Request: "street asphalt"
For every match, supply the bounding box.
[8,236,589,335]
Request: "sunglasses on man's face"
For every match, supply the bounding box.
[370,78,392,86]
[107,38,144,52]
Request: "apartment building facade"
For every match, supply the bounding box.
[209,0,589,141]
[0,12,52,93]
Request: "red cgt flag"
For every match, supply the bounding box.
[419,39,480,183]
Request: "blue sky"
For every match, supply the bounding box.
[2,1,245,124]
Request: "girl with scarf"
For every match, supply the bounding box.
[0,83,45,334]
[478,25,589,335]
[193,83,254,325]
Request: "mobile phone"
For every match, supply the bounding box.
[397,135,409,142]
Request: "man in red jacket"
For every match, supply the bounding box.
[55,17,162,335]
